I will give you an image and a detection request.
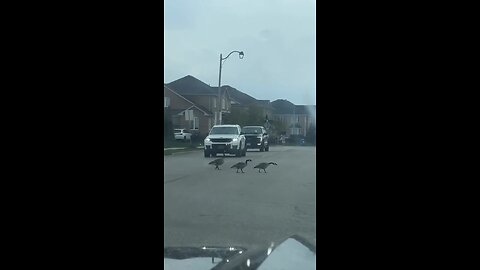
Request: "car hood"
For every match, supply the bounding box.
[243,134,263,137]
[207,134,240,139]
[164,235,316,270]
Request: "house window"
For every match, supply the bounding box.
[222,98,225,109]
[190,117,199,130]
[164,97,170,108]
[213,98,216,108]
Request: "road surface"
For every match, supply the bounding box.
[164,145,316,250]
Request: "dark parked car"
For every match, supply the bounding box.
[242,126,269,152]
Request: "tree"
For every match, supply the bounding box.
[223,103,265,126]
[223,106,248,126]
[246,104,264,125]
[268,119,287,136]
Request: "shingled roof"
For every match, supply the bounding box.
[212,85,257,105]
[166,75,218,96]
[294,105,316,115]
[271,99,315,116]
[256,99,274,110]
[271,99,296,114]
[164,84,213,115]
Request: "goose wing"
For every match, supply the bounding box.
[209,158,223,165]
[254,162,267,168]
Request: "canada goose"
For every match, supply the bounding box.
[231,159,252,173]
[208,158,224,170]
[253,162,278,173]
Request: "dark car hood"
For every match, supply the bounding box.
[164,235,316,270]
[243,134,262,137]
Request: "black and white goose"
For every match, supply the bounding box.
[253,162,278,173]
[208,158,224,170]
[231,159,252,173]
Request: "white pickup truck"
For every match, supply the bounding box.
[204,125,247,157]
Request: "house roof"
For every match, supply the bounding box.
[256,99,274,110]
[167,75,219,96]
[164,84,212,115]
[294,105,316,115]
[271,99,316,115]
[217,86,274,110]
[215,85,257,105]
[271,99,296,114]
[193,103,212,115]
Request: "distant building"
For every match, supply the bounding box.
[271,99,316,137]
[215,85,274,123]
[164,75,315,138]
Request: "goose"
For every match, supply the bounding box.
[208,158,224,170]
[231,159,252,173]
[253,162,278,173]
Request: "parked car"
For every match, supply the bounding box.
[204,125,247,157]
[174,129,192,141]
[242,126,269,151]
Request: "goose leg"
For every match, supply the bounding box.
[263,169,267,173]
[258,169,261,173]
[241,169,244,173]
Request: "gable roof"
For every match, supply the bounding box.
[166,75,218,96]
[216,85,258,106]
[271,100,316,116]
[271,99,296,114]
[164,84,212,115]
[256,99,274,110]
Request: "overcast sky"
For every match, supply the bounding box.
[164,0,316,105]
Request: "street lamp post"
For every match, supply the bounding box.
[217,50,244,125]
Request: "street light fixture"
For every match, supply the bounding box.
[216,50,244,125]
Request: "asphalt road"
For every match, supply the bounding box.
[164,145,316,250]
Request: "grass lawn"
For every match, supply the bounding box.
[164,138,203,156]
[164,139,200,149]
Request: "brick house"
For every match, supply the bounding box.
[164,75,315,139]
[219,85,274,127]
[165,75,232,136]
[215,85,256,124]
[164,84,213,138]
